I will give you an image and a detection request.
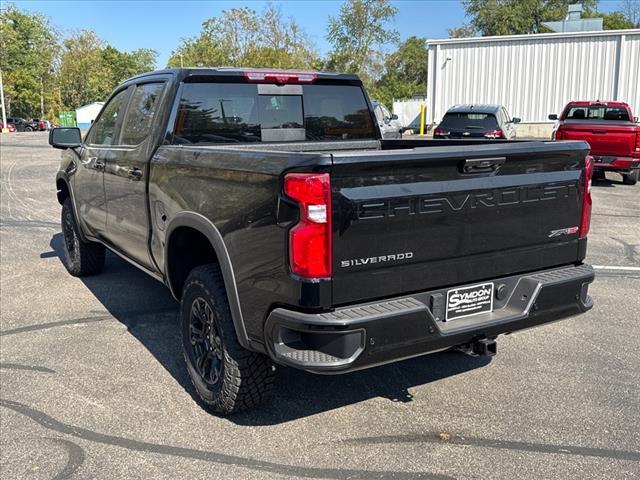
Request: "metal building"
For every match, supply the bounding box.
[426,29,640,133]
[75,102,104,129]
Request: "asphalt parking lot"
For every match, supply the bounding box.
[1,132,639,480]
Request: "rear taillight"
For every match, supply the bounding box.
[484,129,503,139]
[635,132,640,153]
[434,128,449,136]
[284,173,332,278]
[579,155,594,239]
[244,70,317,84]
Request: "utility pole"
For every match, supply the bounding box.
[0,68,8,133]
[40,76,45,118]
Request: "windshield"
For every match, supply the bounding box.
[439,112,499,130]
[564,106,630,121]
[174,82,375,144]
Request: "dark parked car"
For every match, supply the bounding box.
[6,117,39,132]
[50,68,594,414]
[434,104,520,139]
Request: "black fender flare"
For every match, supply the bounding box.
[55,172,89,243]
[164,212,253,351]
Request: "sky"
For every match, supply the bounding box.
[13,0,624,68]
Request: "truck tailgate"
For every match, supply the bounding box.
[330,141,589,305]
[559,121,637,157]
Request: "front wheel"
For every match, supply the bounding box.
[181,264,274,415]
[61,197,105,276]
[622,168,638,185]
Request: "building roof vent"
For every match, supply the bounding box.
[543,3,603,32]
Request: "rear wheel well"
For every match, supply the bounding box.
[56,179,70,205]
[167,227,220,299]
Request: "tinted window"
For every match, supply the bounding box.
[174,82,374,144]
[439,112,499,130]
[565,106,630,121]
[303,84,374,140]
[121,83,165,145]
[88,89,129,145]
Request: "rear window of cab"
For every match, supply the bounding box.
[563,105,630,121]
[173,83,375,144]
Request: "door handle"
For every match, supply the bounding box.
[592,129,606,134]
[127,168,143,181]
[89,157,105,171]
[462,157,506,174]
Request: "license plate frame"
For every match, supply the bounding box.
[445,282,494,321]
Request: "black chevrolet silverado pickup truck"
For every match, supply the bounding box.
[50,68,595,414]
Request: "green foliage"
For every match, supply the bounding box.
[370,36,428,108]
[167,5,319,69]
[102,46,157,87]
[1,5,157,119]
[461,0,599,36]
[325,0,398,87]
[459,0,638,35]
[58,31,112,109]
[0,5,57,118]
[591,11,634,30]
[448,25,477,38]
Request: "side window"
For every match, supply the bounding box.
[121,82,165,145]
[87,89,129,146]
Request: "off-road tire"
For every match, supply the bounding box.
[181,264,274,415]
[61,197,105,276]
[622,168,638,185]
[593,169,606,181]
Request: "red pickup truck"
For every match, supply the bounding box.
[550,101,640,185]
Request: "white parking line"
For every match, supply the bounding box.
[592,265,640,272]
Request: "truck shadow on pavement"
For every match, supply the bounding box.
[48,233,490,426]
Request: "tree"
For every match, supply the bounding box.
[102,46,157,87]
[460,0,598,36]
[619,0,640,27]
[325,0,399,86]
[167,5,319,69]
[597,11,634,29]
[58,31,113,109]
[448,25,476,38]
[0,5,58,118]
[371,36,428,107]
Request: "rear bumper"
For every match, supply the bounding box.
[264,264,595,373]
[593,155,640,172]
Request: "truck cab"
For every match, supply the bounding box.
[550,101,640,185]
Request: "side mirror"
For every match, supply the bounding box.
[49,127,82,149]
[512,117,521,124]
[548,114,558,121]
[390,114,399,120]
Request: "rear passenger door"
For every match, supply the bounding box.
[103,81,166,270]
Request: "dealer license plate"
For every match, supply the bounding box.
[445,282,494,321]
